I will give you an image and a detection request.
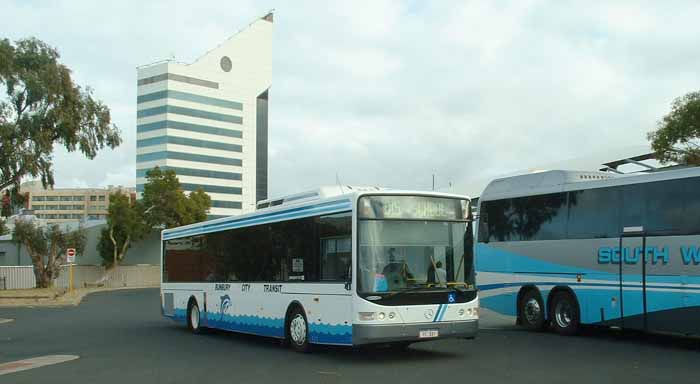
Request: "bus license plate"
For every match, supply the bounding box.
[419,329,439,338]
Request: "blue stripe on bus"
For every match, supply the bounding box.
[433,304,447,322]
[172,308,352,345]
[438,304,448,321]
[163,199,352,240]
[479,281,700,292]
[432,305,442,322]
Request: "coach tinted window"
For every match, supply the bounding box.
[480,194,567,242]
[620,184,646,230]
[163,235,208,282]
[680,177,700,233]
[567,187,620,238]
[318,212,352,281]
[482,199,514,242]
[519,193,568,240]
[278,217,318,282]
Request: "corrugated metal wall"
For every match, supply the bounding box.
[0,265,160,290]
[0,266,36,289]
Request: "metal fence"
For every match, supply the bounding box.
[0,266,36,289]
[0,265,160,290]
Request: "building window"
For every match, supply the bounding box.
[74,196,85,201]
[98,195,106,201]
[46,196,59,201]
[60,196,73,201]
[90,196,97,201]
[32,196,46,202]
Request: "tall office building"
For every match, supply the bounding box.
[136,12,272,218]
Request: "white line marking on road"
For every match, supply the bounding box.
[0,355,79,376]
[0,318,13,324]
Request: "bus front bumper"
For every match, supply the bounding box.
[352,320,478,345]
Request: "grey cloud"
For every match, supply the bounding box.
[3,0,700,200]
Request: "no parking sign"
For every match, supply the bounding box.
[66,248,76,264]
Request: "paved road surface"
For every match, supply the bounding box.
[1,289,698,383]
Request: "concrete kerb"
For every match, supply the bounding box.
[0,285,159,308]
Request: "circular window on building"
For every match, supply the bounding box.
[220,56,232,72]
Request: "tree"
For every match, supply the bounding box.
[141,167,211,229]
[1,190,11,217]
[13,219,86,288]
[184,188,212,224]
[96,168,211,267]
[648,90,700,165]
[0,37,121,197]
[97,191,147,268]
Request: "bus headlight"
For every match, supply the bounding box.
[377,312,386,320]
[359,312,376,321]
[388,312,395,319]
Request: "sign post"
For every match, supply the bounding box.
[66,248,76,292]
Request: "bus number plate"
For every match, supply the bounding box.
[419,329,439,338]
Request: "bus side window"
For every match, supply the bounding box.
[320,237,351,281]
[318,212,352,282]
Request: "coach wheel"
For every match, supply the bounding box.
[288,307,311,353]
[518,289,546,331]
[187,300,202,334]
[550,291,580,336]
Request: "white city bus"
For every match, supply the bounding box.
[160,187,479,351]
[476,168,700,336]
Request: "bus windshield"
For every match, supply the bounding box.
[356,196,475,295]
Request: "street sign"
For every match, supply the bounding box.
[66,248,76,264]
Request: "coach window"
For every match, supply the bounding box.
[163,235,208,282]
[620,183,648,231]
[250,225,278,282]
[318,212,352,281]
[205,230,233,281]
[280,217,317,282]
[481,199,511,242]
[519,193,568,241]
[644,177,700,234]
[567,187,620,238]
[681,177,700,233]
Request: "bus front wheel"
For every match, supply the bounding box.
[518,289,546,331]
[549,291,580,336]
[287,306,311,353]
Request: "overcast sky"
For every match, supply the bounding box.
[3,1,700,197]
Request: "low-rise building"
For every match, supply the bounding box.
[21,181,135,224]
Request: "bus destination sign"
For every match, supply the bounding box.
[359,196,467,221]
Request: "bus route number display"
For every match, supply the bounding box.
[359,196,466,220]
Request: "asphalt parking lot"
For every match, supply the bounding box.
[1,288,698,384]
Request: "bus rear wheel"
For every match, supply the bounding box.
[518,289,546,331]
[187,300,202,334]
[287,307,311,353]
[550,291,580,336]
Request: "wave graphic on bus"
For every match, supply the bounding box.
[219,295,231,320]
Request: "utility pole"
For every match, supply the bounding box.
[432,174,435,191]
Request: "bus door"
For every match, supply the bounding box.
[618,227,647,330]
